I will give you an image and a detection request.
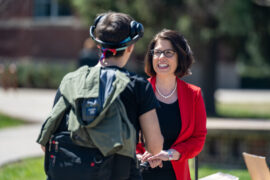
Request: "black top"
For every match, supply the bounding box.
[54,66,159,134]
[156,100,181,150]
[142,100,181,180]
[114,67,159,132]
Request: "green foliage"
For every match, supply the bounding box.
[16,61,76,89]
[217,0,253,37]
[216,1,270,78]
[0,113,26,129]
[237,60,270,79]
[177,15,192,35]
[0,157,46,180]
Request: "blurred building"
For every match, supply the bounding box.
[0,0,89,62]
[0,0,241,89]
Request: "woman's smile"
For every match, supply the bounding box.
[158,62,169,69]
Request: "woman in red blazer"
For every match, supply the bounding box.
[137,29,207,180]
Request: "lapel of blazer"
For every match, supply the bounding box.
[176,78,186,143]
[149,77,156,92]
[176,78,195,145]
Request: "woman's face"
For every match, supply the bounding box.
[152,39,178,77]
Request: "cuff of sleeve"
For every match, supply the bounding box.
[36,137,47,146]
[171,146,186,162]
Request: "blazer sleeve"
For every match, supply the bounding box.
[171,89,207,162]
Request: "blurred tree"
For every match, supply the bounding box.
[179,0,270,115]
[71,0,270,116]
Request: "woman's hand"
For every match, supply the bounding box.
[141,151,163,168]
[147,150,170,161]
[148,158,163,168]
[136,153,143,161]
[41,145,45,153]
[141,151,152,162]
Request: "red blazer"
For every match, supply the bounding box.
[137,76,207,180]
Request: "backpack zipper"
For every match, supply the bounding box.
[48,135,54,152]
[55,141,59,152]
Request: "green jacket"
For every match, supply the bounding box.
[37,66,136,159]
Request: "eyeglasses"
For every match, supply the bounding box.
[150,49,176,58]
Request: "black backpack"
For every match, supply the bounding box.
[43,67,141,180]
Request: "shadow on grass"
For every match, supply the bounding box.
[0,112,30,129]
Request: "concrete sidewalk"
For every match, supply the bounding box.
[0,88,56,167]
[0,88,56,123]
[0,88,270,167]
[0,124,43,166]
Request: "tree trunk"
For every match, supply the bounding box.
[201,38,218,116]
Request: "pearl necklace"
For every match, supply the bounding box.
[156,82,177,99]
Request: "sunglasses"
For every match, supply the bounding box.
[150,49,176,58]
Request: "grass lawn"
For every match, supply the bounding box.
[0,157,46,180]
[188,158,250,180]
[0,113,27,129]
[190,165,250,180]
[216,102,270,119]
[0,157,250,180]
